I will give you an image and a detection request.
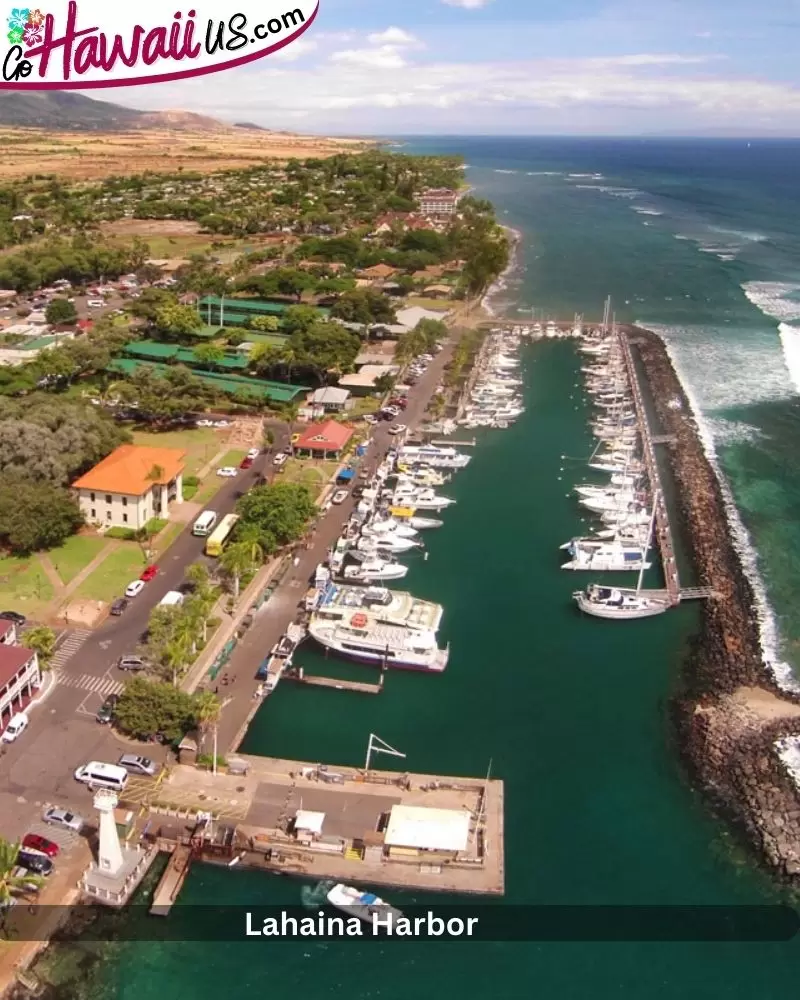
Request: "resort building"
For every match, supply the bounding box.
[0,619,18,646]
[72,445,186,530]
[0,645,41,733]
[294,420,354,459]
[418,188,460,218]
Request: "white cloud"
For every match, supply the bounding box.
[367,27,420,47]
[117,49,800,132]
[441,0,494,8]
[330,45,408,70]
[269,38,318,62]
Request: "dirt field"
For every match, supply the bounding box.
[0,127,371,182]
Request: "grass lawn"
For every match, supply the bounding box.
[153,523,184,557]
[350,397,381,417]
[131,427,231,477]
[217,449,248,469]
[141,234,214,258]
[48,535,108,585]
[406,297,452,311]
[0,556,54,617]
[75,544,149,603]
[280,458,340,498]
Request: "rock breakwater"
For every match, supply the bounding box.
[629,326,800,882]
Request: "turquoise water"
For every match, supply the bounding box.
[87,140,800,999]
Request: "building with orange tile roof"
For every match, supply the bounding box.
[72,445,186,530]
[294,420,354,458]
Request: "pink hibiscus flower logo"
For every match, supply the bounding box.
[22,20,41,45]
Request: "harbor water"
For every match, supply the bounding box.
[60,138,800,999]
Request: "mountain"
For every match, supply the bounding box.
[0,91,230,132]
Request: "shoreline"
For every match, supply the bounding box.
[482,225,522,318]
[628,325,800,883]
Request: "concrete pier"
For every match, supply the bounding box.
[150,844,192,916]
[284,666,384,695]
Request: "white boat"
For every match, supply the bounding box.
[398,446,470,470]
[408,516,444,530]
[391,489,455,511]
[308,619,449,672]
[561,540,652,572]
[343,558,408,582]
[356,534,420,555]
[574,584,670,618]
[326,883,403,924]
[579,491,639,514]
[313,584,443,632]
[362,519,419,540]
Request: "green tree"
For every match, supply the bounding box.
[374,373,396,395]
[114,676,198,744]
[220,540,259,600]
[0,839,43,908]
[22,626,57,670]
[248,315,280,333]
[194,689,222,757]
[154,302,202,340]
[192,343,226,369]
[0,478,83,554]
[235,482,316,551]
[45,297,78,326]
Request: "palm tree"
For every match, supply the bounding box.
[0,839,42,909]
[278,402,301,454]
[194,690,222,774]
[22,626,57,671]
[220,541,260,601]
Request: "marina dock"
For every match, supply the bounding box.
[149,844,192,916]
[619,331,682,604]
[133,755,505,898]
[284,666,384,694]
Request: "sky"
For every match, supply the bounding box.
[101,0,800,135]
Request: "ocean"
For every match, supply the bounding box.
[56,138,800,999]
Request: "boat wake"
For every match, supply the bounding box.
[640,323,800,694]
[778,324,800,393]
[632,207,664,216]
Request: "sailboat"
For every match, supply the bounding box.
[572,499,671,619]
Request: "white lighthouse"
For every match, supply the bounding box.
[94,788,124,875]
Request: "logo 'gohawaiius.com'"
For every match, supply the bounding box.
[0,0,318,88]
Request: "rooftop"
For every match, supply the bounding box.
[72,444,186,496]
[384,804,471,852]
[310,387,350,405]
[0,644,36,690]
[295,419,354,452]
[107,358,308,403]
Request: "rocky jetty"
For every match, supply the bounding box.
[629,326,800,881]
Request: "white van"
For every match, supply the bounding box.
[1,712,28,743]
[74,761,128,790]
[192,510,218,537]
[158,591,184,608]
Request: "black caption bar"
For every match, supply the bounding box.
[4,906,799,942]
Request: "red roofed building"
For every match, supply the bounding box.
[0,645,40,734]
[294,420,354,459]
[418,188,460,218]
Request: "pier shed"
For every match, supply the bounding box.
[293,809,326,844]
[384,805,471,857]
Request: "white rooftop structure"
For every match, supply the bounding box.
[384,804,471,853]
[311,387,350,406]
[394,306,450,332]
[294,809,326,835]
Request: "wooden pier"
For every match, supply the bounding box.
[149,844,192,916]
[284,666,384,694]
[619,332,681,605]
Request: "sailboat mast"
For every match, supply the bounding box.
[636,495,659,594]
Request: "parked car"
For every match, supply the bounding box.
[363,414,378,425]
[42,806,85,833]
[117,655,146,672]
[331,489,349,505]
[140,565,158,582]
[0,610,25,626]
[389,424,407,436]
[1,712,28,742]
[21,833,59,858]
[196,419,213,427]
[240,456,254,470]
[246,448,260,460]
[124,580,145,599]
[109,598,128,616]
[16,851,53,876]
[118,754,158,776]
[213,420,230,428]
[216,466,237,477]
[86,298,105,308]
[273,453,288,467]
[96,694,119,724]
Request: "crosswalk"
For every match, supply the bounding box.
[49,628,92,672]
[55,671,123,697]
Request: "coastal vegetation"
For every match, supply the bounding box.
[113,676,222,745]
[233,482,317,557]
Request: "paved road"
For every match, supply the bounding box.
[0,336,453,839]
[0,433,289,838]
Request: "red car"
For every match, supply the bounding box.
[22,833,60,858]
[240,456,254,470]
[140,565,158,582]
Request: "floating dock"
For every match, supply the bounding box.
[284,666,384,695]
[149,844,192,916]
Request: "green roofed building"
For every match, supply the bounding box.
[198,296,329,328]
[108,357,308,404]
